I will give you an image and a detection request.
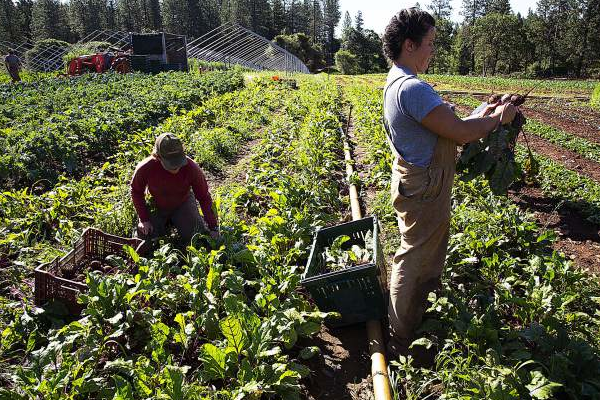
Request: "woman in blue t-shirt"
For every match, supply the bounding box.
[382,8,516,359]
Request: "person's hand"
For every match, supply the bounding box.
[138,220,153,235]
[481,101,500,117]
[493,103,517,125]
[209,230,220,240]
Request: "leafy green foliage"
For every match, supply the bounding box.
[0,70,243,188]
[458,122,522,195]
[591,83,600,109]
[273,33,326,72]
[322,231,373,272]
[1,74,346,399]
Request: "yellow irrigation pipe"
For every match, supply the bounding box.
[340,110,393,400]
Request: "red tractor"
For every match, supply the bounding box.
[67,51,131,76]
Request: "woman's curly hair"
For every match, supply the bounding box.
[382,8,436,62]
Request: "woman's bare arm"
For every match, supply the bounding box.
[421,103,516,145]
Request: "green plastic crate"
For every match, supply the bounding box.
[301,216,388,327]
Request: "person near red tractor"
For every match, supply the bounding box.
[4,49,22,83]
[131,132,220,244]
[382,8,517,357]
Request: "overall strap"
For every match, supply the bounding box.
[382,74,417,157]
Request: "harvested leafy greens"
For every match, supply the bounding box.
[322,230,374,272]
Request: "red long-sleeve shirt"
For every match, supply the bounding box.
[130,156,218,230]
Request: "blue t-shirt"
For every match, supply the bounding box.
[384,65,444,167]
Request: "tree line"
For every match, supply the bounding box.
[0,0,341,64]
[1,0,600,77]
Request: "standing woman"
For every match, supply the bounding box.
[382,8,516,356]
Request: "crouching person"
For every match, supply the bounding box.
[131,132,219,244]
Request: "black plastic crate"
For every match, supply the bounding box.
[301,216,388,327]
[35,228,147,315]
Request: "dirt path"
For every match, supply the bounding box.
[204,138,261,190]
[303,325,373,400]
[522,104,600,145]
[302,111,375,400]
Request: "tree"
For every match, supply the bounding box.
[0,0,19,42]
[451,24,472,74]
[354,10,363,31]
[431,18,454,73]
[270,0,286,38]
[569,0,600,77]
[322,0,340,63]
[306,0,323,44]
[427,0,453,73]
[162,0,203,37]
[337,26,386,73]
[32,0,69,40]
[341,10,351,40]
[335,49,359,73]
[273,32,325,71]
[472,13,522,75]
[69,0,108,38]
[486,0,511,14]
[15,0,34,42]
[428,0,451,19]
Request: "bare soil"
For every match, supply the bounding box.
[510,184,600,273]
[516,132,600,182]
[522,104,600,145]
[303,324,373,400]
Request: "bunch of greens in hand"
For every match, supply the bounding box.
[458,93,538,195]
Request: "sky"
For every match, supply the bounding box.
[337,0,538,35]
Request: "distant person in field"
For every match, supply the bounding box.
[4,49,21,83]
[131,132,219,244]
[382,8,516,357]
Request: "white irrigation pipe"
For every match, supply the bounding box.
[340,110,393,400]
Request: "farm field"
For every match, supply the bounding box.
[1,70,600,399]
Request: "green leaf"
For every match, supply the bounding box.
[409,337,433,349]
[526,371,563,399]
[297,321,321,337]
[123,245,140,263]
[199,343,227,380]
[489,157,515,195]
[299,346,320,360]
[220,316,247,354]
[163,365,188,400]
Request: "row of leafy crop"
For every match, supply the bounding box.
[592,83,600,109]
[345,81,600,400]
[450,93,600,164]
[0,70,243,189]
[0,77,292,305]
[342,74,598,97]
[0,76,345,399]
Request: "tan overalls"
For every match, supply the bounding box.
[383,75,457,342]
